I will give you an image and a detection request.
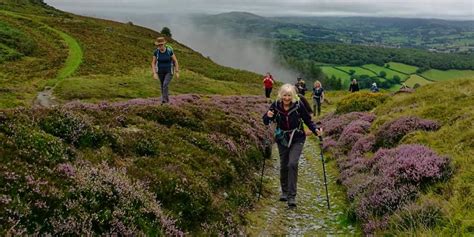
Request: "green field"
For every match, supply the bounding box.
[422,69,474,81]
[362,64,408,80]
[335,66,377,76]
[386,62,419,74]
[321,66,351,87]
[277,28,303,37]
[405,74,433,88]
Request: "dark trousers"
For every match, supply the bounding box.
[265,88,272,98]
[313,97,321,116]
[158,72,173,103]
[277,142,304,199]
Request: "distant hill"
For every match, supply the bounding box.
[195,12,474,52]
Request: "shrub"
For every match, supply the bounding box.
[336,92,388,114]
[374,116,440,149]
[8,125,72,165]
[38,109,106,148]
[388,198,446,233]
[339,144,451,234]
[320,112,376,139]
[337,120,372,153]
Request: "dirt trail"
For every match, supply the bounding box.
[246,137,360,235]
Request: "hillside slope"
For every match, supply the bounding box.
[0,0,263,108]
[319,80,473,235]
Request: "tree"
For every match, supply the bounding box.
[348,69,356,75]
[379,71,387,78]
[393,75,401,84]
[161,27,172,37]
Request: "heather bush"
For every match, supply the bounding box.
[336,92,388,114]
[320,112,376,139]
[1,95,270,234]
[337,120,372,153]
[342,144,451,234]
[374,116,440,149]
[349,134,376,159]
[38,108,106,148]
[8,125,72,165]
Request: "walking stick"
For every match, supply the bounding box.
[258,132,272,201]
[318,135,331,209]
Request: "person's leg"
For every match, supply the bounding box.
[317,98,321,116]
[277,143,290,201]
[158,73,166,103]
[162,73,173,103]
[312,97,317,116]
[265,88,270,98]
[287,142,304,206]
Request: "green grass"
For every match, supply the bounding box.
[405,75,433,88]
[387,62,419,74]
[46,27,83,86]
[321,66,352,87]
[373,80,474,236]
[422,69,474,81]
[335,66,377,77]
[362,64,408,80]
[54,69,262,103]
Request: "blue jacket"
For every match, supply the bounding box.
[263,100,319,145]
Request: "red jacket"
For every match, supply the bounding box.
[263,76,274,88]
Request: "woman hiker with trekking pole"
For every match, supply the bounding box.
[262,84,323,208]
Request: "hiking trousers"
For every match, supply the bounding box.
[265,88,272,98]
[158,72,173,103]
[277,142,305,199]
[313,97,321,116]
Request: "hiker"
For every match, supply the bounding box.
[263,84,322,208]
[151,37,179,104]
[263,72,275,101]
[349,79,359,93]
[295,77,307,96]
[370,82,379,92]
[311,80,325,116]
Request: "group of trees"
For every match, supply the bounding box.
[277,40,474,71]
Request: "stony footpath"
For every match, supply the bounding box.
[246,137,360,235]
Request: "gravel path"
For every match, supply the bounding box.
[246,137,360,235]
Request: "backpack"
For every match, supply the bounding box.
[298,94,313,115]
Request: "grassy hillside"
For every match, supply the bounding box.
[319,80,473,235]
[0,1,263,108]
[373,80,474,235]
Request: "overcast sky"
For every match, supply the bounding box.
[45,0,473,20]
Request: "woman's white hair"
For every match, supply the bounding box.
[277,84,299,103]
[314,80,322,87]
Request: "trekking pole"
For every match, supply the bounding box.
[258,125,272,201]
[318,135,331,209]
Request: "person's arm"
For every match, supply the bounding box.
[263,103,276,125]
[151,56,158,80]
[171,54,179,79]
[321,91,325,104]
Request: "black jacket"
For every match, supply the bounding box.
[263,100,318,145]
[349,83,360,92]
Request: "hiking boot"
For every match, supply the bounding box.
[288,198,297,208]
[279,194,288,202]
